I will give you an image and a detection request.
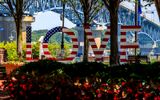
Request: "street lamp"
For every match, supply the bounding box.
[9,31,15,41]
[60,1,65,58]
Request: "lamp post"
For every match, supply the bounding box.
[9,31,15,41]
[9,33,14,41]
[135,0,138,56]
[60,1,65,58]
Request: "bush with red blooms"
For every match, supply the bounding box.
[1,60,160,100]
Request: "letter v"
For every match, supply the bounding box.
[84,26,110,62]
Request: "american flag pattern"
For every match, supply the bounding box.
[26,26,32,62]
[43,26,78,61]
[85,25,140,63]
[84,24,109,62]
[119,26,140,64]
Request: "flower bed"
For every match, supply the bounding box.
[1,62,24,75]
[1,60,160,100]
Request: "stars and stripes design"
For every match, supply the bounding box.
[61,28,78,62]
[43,26,62,43]
[26,26,32,62]
[43,26,78,62]
[43,26,62,59]
[119,26,140,64]
[84,24,109,62]
[85,25,140,63]
[26,26,32,42]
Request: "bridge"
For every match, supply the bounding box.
[0,0,160,56]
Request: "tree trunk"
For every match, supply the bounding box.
[110,11,119,65]
[15,18,23,61]
[83,23,89,62]
[155,0,160,19]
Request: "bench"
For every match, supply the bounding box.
[128,55,150,64]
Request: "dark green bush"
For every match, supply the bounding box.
[2,60,160,100]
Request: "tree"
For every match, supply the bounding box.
[68,0,103,62]
[0,0,33,60]
[102,0,122,65]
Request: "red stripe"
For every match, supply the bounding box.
[121,45,139,48]
[73,45,78,48]
[66,32,74,35]
[121,32,126,35]
[105,32,110,35]
[26,58,32,60]
[71,51,77,55]
[100,45,106,48]
[26,51,32,54]
[91,45,97,48]
[26,45,31,48]
[120,52,126,55]
[103,38,109,42]
[120,59,127,62]
[84,24,90,28]
[121,39,126,42]
[94,51,103,55]
[86,32,92,35]
[43,45,48,48]
[65,57,74,61]
[88,38,95,42]
[121,26,141,29]
[43,44,48,48]
[96,58,103,61]
[72,38,78,42]
[44,52,50,55]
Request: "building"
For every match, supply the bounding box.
[0,16,34,43]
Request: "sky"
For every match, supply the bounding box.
[31,11,76,31]
[121,1,160,26]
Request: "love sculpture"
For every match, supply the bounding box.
[26,25,141,63]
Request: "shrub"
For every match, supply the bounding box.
[0,41,72,61]
[2,60,160,100]
[0,42,18,61]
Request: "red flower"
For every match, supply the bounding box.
[22,85,27,91]
[21,75,26,80]
[100,87,104,91]
[114,96,118,100]
[96,89,100,93]
[9,83,13,87]
[127,87,132,93]
[29,84,32,89]
[101,83,108,86]
[19,91,24,95]
[107,90,113,94]
[10,87,15,91]
[10,94,14,97]
[121,82,126,86]
[20,84,27,91]
[97,93,102,98]
[135,93,138,98]
[56,96,60,100]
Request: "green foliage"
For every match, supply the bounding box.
[32,42,40,59]
[0,41,18,61]
[0,41,72,61]
[32,29,75,43]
